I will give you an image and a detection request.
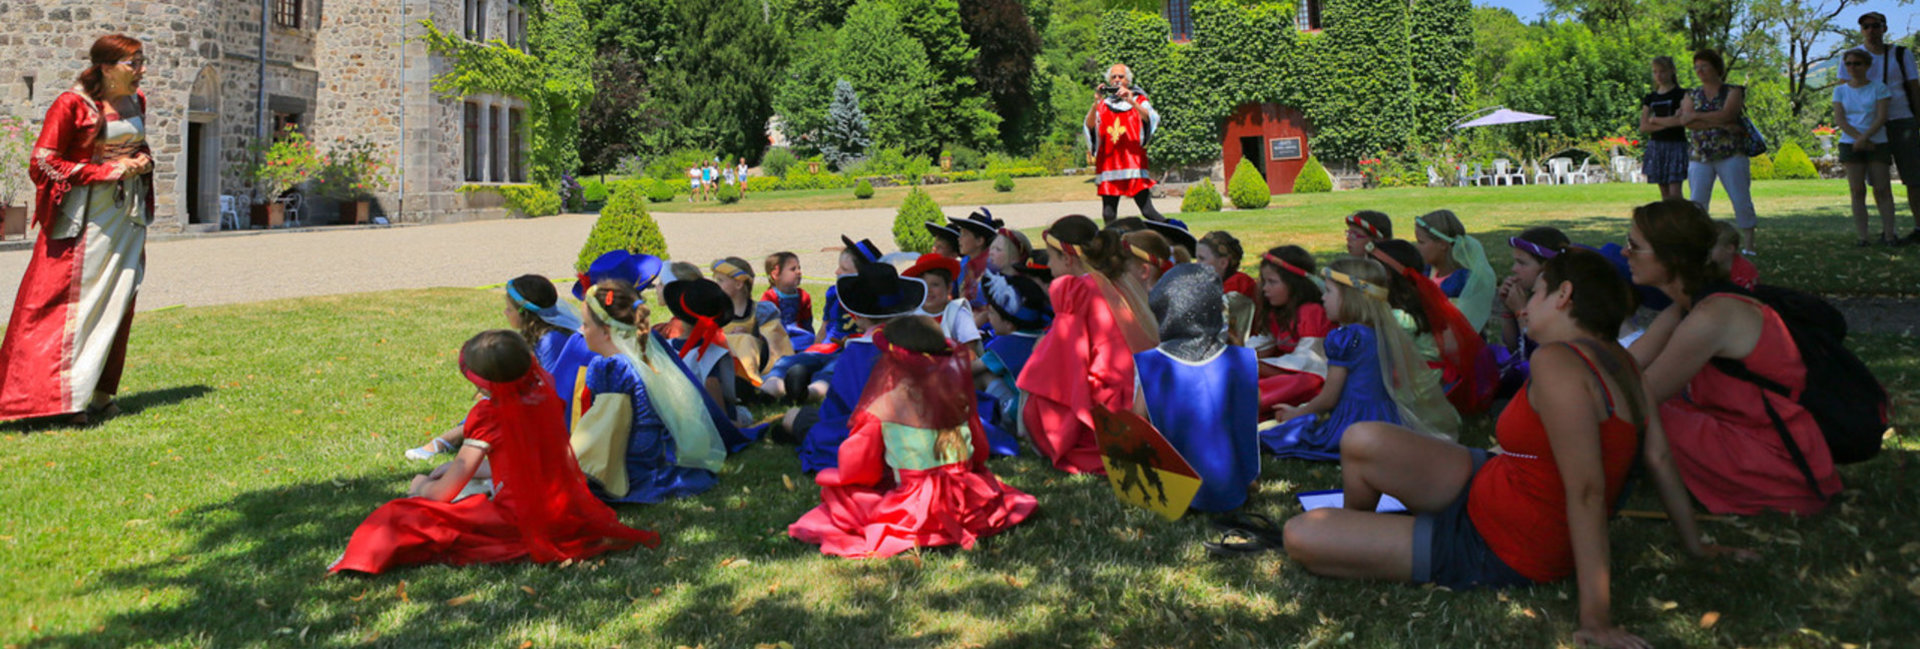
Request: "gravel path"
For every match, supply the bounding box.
[0,200,1108,315]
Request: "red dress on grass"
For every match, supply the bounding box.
[1016,274,1155,474]
[331,368,657,574]
[1659,294,1840,516]
[1257,303,1332,409]
[789,332,1037,558]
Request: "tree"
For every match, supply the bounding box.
[579,45,674,174]
[1760,0,1861,122]
[832,0,942,149]
[960,0,1042,151]
[1469,7,1537,102]
[652,0,790,162]
[1498,21,1685,142]
[771,27,841,153]
[819,80,875,169]
[887,0,1002,150]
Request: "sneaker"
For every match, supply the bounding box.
[405,439,451,461]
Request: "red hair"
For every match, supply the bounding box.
[77,34,143,99]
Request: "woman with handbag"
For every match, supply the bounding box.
[1680,49,1761,257]
[0,34,154,425]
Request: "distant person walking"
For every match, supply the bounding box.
[1840,11,1920,245]
[1639,56,1690,201]
[737,158,750,197]
[688,166,701,202]
[1834,49,1900,246]
[1680,49,1759,256]
[0,34,154,425]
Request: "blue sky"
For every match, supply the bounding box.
[1476,0,1920,49]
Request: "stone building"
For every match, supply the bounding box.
[0,0,536,232]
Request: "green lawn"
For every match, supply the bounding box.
[2,181,1916,648]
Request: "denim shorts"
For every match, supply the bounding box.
[1411,448,1536,591]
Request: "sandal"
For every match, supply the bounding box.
[1211,512,1286,550]
[1203,529,1270,557]
[85,399,120,419]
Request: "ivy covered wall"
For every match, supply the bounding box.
[421,0,594,187]
[1097,0,1470,166]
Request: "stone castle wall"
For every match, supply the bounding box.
[0,0,524,231]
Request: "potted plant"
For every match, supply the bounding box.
[245,125,321,227]
[312,136,391,224]
[0,114,34,239]
[1812,125,1838,159]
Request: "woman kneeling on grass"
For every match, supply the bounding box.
[1281,248,1750,649]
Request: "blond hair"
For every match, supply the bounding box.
[1326,257,1461,439]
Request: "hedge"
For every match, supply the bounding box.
[1227,159,1271,209]
[1749,153,1775,181]
[893,188,944,253]
[581,178,610,203]
[576,183,669,273]
[1293,156,1333,193]
[462,184,562,218]
[1181,178,1223,212]
[855,179,875,199]
[993,173,1015,192]
[1773,142,1818,180]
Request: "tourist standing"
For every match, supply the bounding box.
[1840,11,1920,245]
[1833,49,1901,246]
[736,158,750,197]
[1084,64,1165,224]
[1680,49,1759,256]
[0,35,154,425]
[1638,56,1690,201]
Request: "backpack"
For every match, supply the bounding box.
[1697,282,1890,495]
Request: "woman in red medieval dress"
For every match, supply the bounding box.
[0,34,155,424]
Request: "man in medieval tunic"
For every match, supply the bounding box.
[1084,64,1165,224]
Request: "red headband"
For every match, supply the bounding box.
[1262,252,1309,279]
[1124,239,1173,273]
[1345,214,1384,240]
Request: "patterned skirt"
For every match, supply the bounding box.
[1643,139,1691,184]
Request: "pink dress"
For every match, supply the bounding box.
[1016,274,1145,474]
[1661,295,1842,515]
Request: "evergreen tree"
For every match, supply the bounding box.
[833,0,941,148]
[960,0,1042,152]
[886,0,1002,151]
[820,80,875,169]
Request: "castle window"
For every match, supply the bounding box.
[274,0,302,29]
[464,102,481,182]
[22,76,33,102]
[465,0,489,40]
[509,108,526,182]
[1296,0,1322,31]
[1165,0,1193,41]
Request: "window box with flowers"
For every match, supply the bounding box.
[312,137,392,224]
[0,114,33,239]
[246,126,322,227]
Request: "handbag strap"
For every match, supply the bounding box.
[1710,356,1827,501]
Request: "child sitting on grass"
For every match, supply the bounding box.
[1251,246,1332,411]
[788,314,1038,558]
[574,267,730,504]
[1711,219,1758,289]
[1262,257,1460,460]
[760,251,816,349]
[786,242,927,472]
[1344,210,1394,257]
[712,257,794,392]
[761,240,870,405]
[664,278,749,427]
[1413,209,1498,331]
[975,273,1052,440]
[903,253,983,354]
[407,273,595,460]
[332,330,658,574]
[1135,264,1259,512]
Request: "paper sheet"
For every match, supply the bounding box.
[1296,489,1409,514]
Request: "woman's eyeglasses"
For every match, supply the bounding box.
[117,57,149,68]
[1847,61,1871,68]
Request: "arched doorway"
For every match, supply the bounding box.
[185,68,221,228]
[1222,103,1310,195]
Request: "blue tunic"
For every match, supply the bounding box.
[659,334,760,453]
[978,331,1041,451]
[797,336,882,472]
[583,354,720,504]
[1260,325,1401,461]
[1135,347,1261,512]
[534,330,596,428]
[820,285,856,346]
[768,288,817,350]
[1436,268,1471,298]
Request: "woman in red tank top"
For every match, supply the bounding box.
[1625,199,1841,515]
[1283,249,1748,649]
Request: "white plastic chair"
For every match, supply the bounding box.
[1611,155,1643,183]
[1467,163,1492,187]
[1577,159,1607,184]
[1427,165,1445,187]
[1549,157,1581,185]
[1492,159,1527,186]
[219,195,243,230]
[1531,160,1553,185]
[277,192,304,228]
